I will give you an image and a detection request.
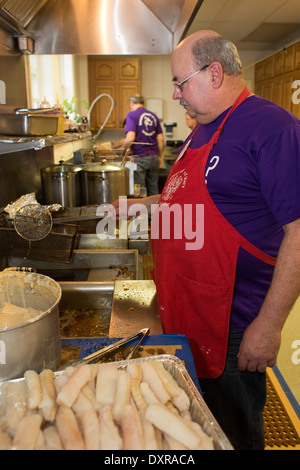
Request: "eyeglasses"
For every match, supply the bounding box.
[173,65,209,92]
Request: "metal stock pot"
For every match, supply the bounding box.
[81,160,130,205]
[0,269,61,380]
[40,160,82,207]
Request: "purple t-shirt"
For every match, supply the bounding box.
[185,95,300,330]
[125,107,162,157]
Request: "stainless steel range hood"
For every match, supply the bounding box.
[0,0,48,29]
[0,0,203,55]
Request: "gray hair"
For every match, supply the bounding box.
[192,36,242,76]
[129,94,144,105]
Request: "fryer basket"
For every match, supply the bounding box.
[0,223,77,262]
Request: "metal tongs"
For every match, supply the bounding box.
[58,327,150,370]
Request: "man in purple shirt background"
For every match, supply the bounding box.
[123,94,164,195]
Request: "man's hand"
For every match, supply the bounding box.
[108,195,160,220]
[237,317,281,373]
[238,217,300,373]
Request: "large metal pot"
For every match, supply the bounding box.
[0,270,61,380]
[40,160,82,207]
[81,160,130,205]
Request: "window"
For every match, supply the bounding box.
[28,55,75,108]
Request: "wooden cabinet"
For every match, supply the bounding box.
[284,45,296,73]
[255,60,265,83]
[274,50,285,76]
[255,41,300,118]
[255,57,274,82]
[88,57,141,130]
[281,75,294,111]
[295,43,300,70]
[264,55,274,80]
[274,45,295,76]
[267,75,294,110]
[291,70,300,119]
[272,79,283,107]
[262,82,274,102]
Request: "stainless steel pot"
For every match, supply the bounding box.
[81,160,130,205]
[0,270,62,380]
[40,161,82,207]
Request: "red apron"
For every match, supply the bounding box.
[150,88,276,378]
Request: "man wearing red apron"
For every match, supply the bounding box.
[150,31,300,450]
[152,86,277,377]
[111,31,300,450]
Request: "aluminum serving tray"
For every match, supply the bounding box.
[115,355,233,450]
[0,354,233,450]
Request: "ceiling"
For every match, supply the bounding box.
[187,0,300,52]
[0,0,202,55]
[0,0,299,57]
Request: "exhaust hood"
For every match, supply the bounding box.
[0,0,48,28]
[0,0,203,55]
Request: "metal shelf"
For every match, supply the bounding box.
[0,131,92,155]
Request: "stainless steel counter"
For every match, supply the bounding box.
[109,280,163,337]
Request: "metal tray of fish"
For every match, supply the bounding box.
[116,354,233,450]
[0,354,233,450]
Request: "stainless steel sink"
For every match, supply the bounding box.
[59,279,162,339]
[59,281,114,338]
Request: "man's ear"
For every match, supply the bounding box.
[209,62,223,88]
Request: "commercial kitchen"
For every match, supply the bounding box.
[0,0,299,451]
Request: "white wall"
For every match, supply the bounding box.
[73,55,90,117]
[141,55,187,141]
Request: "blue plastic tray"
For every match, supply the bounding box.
[61,334,200,391]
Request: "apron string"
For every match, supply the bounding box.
[211,87,251,146]
[189,87,251,149]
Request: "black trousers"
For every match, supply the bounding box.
[198,331,267,450]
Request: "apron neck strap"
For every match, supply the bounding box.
[187,87,251,150]
[219,87,250,130]
[210,87,251,146]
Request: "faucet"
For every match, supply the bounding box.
[87,93,114,145]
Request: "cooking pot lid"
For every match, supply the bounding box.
[83,160,127,172]
[41,160,82,174]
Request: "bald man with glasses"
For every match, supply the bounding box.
[112,30,300,450]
